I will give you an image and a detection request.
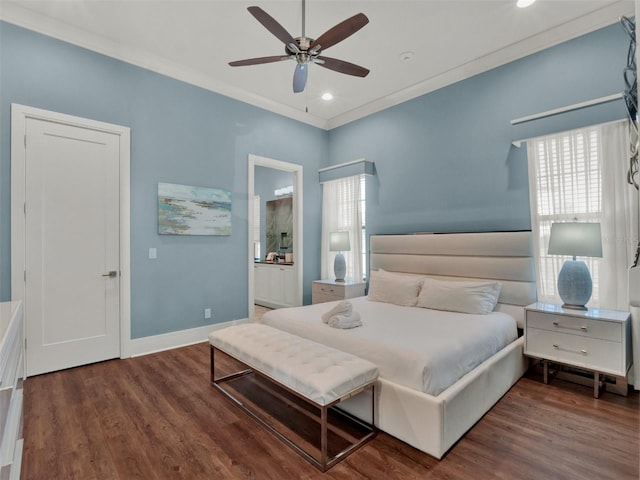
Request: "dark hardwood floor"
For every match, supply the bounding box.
[22,342,639,480]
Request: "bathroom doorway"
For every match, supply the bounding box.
[248,154,303,320]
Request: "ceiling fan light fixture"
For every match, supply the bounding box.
[516,0,536,8]
[228,2,370,93]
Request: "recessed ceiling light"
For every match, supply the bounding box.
[321,92,334,101]
[517,0,536,8]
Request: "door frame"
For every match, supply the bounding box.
[10,103,132,364]
[248,154,303,320]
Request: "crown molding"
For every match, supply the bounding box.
[1,1,633,131]
[326,0,635,130]
[0,3,329,130]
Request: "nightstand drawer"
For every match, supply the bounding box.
[312,280,366,304]
[526,328,625,375]
[312,283,345,296]
[312,292,343,304]
[526,311,621,342]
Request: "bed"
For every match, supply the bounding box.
[260,231,537,459]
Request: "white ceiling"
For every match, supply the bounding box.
[1,1,634,129]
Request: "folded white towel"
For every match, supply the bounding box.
[328,311,362,329]
[321,300,352,324]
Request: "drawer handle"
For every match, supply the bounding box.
[553,344,588,355]
[552,321,588,332]
[321,287,335,293]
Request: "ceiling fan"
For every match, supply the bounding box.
[229,1,370,94]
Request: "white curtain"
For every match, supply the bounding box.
[321,175,363,281]
[601,122,640,389]
[526,120,638,311]
[600,122,639,310]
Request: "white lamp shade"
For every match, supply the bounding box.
[548,222,602,258]
[329,231,350,252]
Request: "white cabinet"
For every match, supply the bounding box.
[525,302,631,398]
[269,268,286,306]
[254,263,297,309]
[312,279,366,304]
[283,268,296,307]
[254,265,270,304]
[0,301,24,480]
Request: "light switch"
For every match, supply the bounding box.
[149,247,157,259]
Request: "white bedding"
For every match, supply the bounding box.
[260,296,518,396]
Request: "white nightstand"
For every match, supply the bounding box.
[524,302,631,398]
[312,279,366,304]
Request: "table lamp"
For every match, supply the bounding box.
[329,231,350,282]
[548,222,602,310]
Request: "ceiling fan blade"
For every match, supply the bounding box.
[309,13,369,52]
[229,55,290,67]
[293,64,308,93]
[315,56,369,77]
[247,6,296,46]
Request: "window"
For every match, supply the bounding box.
[321,174,365,281]
[527,120,636,310]
[528,127,602,303]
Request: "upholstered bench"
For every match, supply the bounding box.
[208,323,378,471]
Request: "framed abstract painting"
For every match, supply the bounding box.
[158,182,232,235]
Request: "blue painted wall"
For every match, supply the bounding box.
[0,20,630,339]
[0,22,326,337]
[328,23,629,237]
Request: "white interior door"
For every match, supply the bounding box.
[24,117,121,376]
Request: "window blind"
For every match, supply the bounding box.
[529,127,602,303]
[527,120,637,311]
[321,174,365,281]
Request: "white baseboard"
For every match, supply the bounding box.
[127,318,249,358]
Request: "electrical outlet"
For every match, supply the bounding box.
[204,308,212,319]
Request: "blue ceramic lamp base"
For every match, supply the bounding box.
[334,252,346,282]
[557,259,592,310]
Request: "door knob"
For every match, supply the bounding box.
[102,271,118,278]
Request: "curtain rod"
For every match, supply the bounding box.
[511,118,628,148]
[510,93,623,126]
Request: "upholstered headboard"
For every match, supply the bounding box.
[369,231,537,328]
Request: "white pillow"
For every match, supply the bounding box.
[368,270,423,307]
[377,268,426,281]
[416,278,502,314]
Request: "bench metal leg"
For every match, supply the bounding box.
[321,406,328,468]
[209,345,377,471]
